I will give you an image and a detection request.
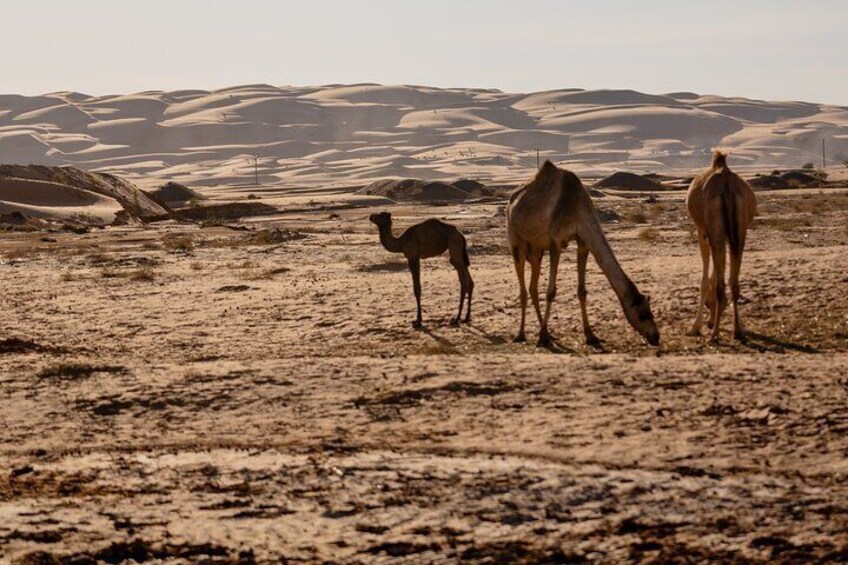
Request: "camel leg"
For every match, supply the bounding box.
[708,240,728,343]
[511,244,528,342]
[688,230,711,336]
[408,257,423,329]
[450,260,466,326]
[539,244,560,347]
[729,248,746,343]
[577,242,602,346]
[706,271,718,329]
[527,249,547,347]
[463,267,474,324]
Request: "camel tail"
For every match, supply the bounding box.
[720,175,742,256]
[462,236,470,267]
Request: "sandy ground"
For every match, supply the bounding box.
[1,186,847,563]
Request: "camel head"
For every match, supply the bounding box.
[369,211,392,228]
[624,292,660,346]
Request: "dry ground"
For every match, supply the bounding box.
[1,187,847,563]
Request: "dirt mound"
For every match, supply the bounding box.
[0,164,170,220]
[779,171,826,187]
[750,175,791,190]
[451,178,494,196]
[148,181,206,206]
[174,201,279,221]
[594,172,665,191]
[357,179,476,202]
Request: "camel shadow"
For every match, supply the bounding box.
[742,331,818,354]
[462,325,509,346]
[539,334,578,355]
[420,327,458,351]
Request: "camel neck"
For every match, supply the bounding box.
[579,214,638,306]
[377,223,403,254]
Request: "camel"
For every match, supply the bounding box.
[369,212,473,328]
[506,161,660,347]
[687,150,757,343]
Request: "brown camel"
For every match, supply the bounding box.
[369,212,473,328]
[506,161,660,347]
[687,150,757,343]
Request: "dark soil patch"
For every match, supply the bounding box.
[37,363,126,381]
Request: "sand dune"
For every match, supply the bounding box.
[0,84,845,188]
[0,178,121,222]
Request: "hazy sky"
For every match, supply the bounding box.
[2,0,845,104]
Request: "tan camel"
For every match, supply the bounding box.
[687,151,757,342]
[369,212,473,328]
[506,161,660,347]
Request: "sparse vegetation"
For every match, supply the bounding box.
[100,266,157,281]
[247,267,291,280]
[802,162,815,170]
[759,216,813,231]
[3,248,34,261]
[37,362,126,381]
[130,266,156,281]
[162,234,195,253]
[245,227,306,245]
[638,227,661,241]
[627,209,649,224]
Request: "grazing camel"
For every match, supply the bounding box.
[506,161,660,347]
[369,212,473,328]
[687,151,757,343]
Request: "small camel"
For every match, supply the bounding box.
[369,212,474,328]
[506,161,660,347]
[687,151,757,343]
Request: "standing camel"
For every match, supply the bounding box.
[506,161,660,347]
[687,151,757,343]
[369,212,473,328]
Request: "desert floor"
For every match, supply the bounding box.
[1,186,847,563]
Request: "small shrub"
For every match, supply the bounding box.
[162,234,194,253]
[638,227,661,241]
[247,267,291,280]
[627,209,649,224]
[843,158,848,169]
[3,248,33,261]
[130,267,156,281]
[802,162,814,170]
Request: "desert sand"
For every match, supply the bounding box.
[1,82,847,563]
[1,166,847,562]
[2,84,847,191]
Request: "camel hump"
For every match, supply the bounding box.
[711,150,729,170]
[533,160,560,184]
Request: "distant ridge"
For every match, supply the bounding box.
[0,84,845,187]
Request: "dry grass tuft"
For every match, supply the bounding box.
[162,234,195,253]
[247,267,291,280]
[638,227,661,241]
[627,209,649,224]
[3,248,35,261]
